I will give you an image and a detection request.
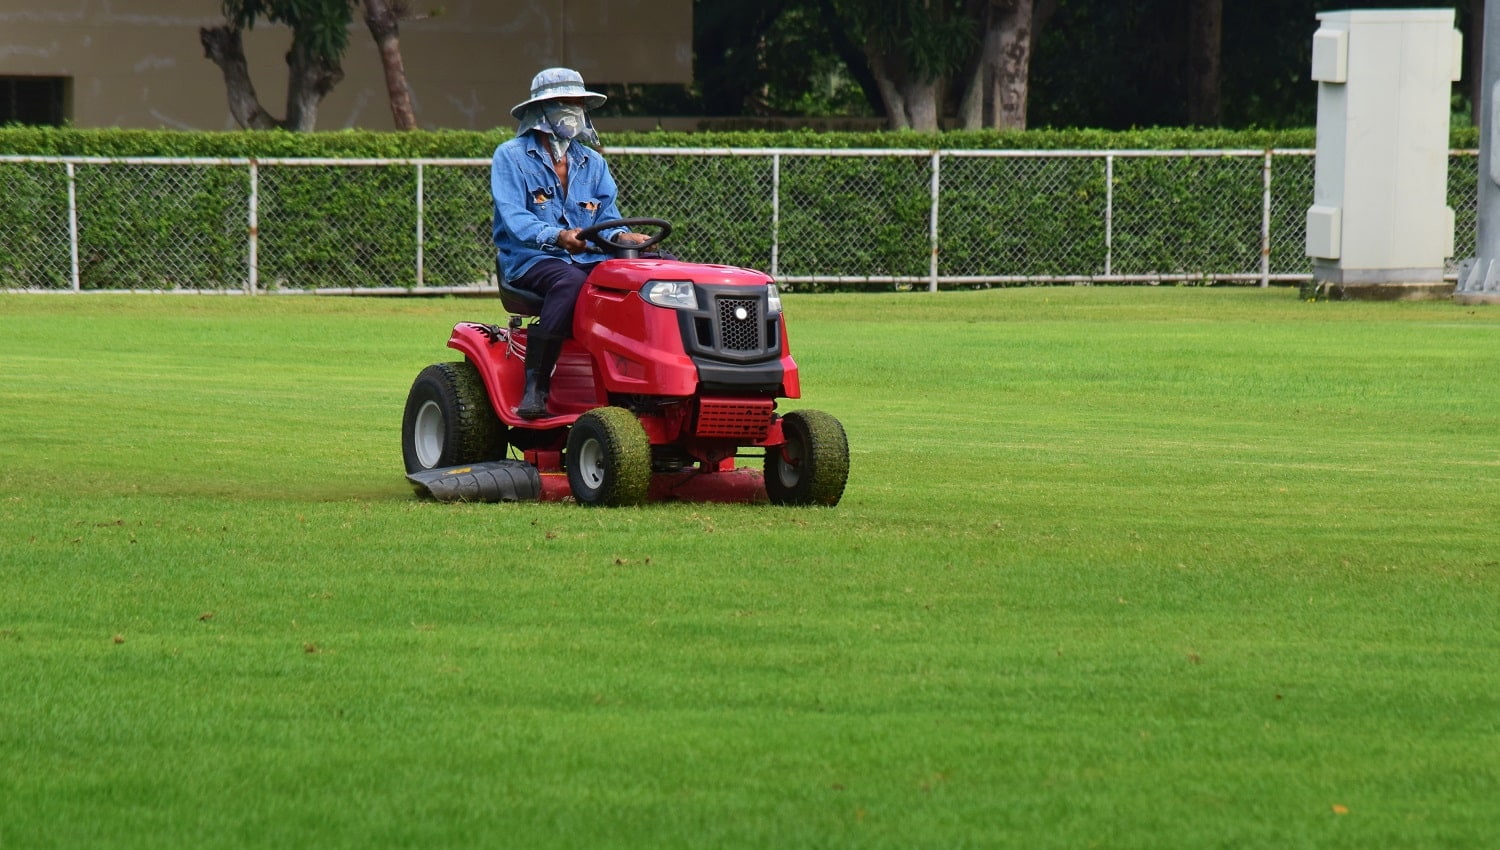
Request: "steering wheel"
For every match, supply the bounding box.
[577,217,672,257]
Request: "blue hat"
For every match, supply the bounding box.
[510,67,607,119]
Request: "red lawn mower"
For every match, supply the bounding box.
[401,218,849,507]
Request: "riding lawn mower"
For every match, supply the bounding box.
[401,218,849,507]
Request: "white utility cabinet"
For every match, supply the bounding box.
[1306,9,1461,298]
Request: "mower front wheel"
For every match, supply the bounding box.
[402,361,507,475]
[566,407,651,507]
[766,410,849,507]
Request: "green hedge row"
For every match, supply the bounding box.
[5,125,1484,155]
[0,125,1347,158]
[7,124,1482,157]
[0,126,1479,290]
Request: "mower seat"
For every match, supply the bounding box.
[499,279,543,317]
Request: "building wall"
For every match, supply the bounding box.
[0,1,691,131]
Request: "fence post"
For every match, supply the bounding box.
[771,152,781,279]
[66,162,80,291]
[247,161,259,295]
[929,151,940,292]
[415,161,425,289]
[1104,153,1114,278]
[1260,150,1272,288]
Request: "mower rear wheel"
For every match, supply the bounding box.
[402,361,507,475]
[765,409,849,507]
[566,407,651,507]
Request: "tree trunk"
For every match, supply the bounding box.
[201,22,342,131]
[862,38,941,130]
[283,39,344,132]
[956,3,993,129]
[872,73,942,130]
[994,0,1033,129]
[813,0,888,119]
[867,65,910,129]
[1185,0,1223,126]
[363,0,417,130]
[199,26,281,130]
[902,81,941,130]
[959,0,1032,130]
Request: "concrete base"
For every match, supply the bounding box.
[1311,262,1446,283]
[1455,291,1500,305]
[1301,280,1455,301]
[1306,262,1452,300]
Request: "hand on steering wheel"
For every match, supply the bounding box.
[576,218,672,256]
[556,229,590,253]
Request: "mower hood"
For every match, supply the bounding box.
[588,259,774,292]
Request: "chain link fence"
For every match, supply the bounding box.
[0,149,1479,293]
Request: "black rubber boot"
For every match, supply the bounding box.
[517,329,562,419]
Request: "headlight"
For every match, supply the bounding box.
[641,280,696,310]
[766,283,783,315]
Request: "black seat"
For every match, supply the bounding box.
[496,259,543,316]
[499,279,544,317]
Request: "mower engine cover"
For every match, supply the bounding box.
[578,258,799,398]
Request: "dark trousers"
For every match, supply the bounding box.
[509,259,601,337]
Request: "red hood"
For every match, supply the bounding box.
[587,259,773,292]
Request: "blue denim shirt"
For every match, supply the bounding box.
[490,132,627,283]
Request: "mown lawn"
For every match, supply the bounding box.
[1,289,1496,848]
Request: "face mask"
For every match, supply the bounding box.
[543,102,588,141]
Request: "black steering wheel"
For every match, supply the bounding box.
[576,217,672,258]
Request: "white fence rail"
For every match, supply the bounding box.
[0,149,1480,294]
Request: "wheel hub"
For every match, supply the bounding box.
[413,400,445,468]
[577,436,606,489]
[774,442,804,487]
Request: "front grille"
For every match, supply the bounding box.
[717,298,760,351]
[695,397,775,440]
[678,283,782,368]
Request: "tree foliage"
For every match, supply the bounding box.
[222,0,355,63]
[656,0,1479,130]
[202,0,419,132]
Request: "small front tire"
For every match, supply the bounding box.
[765,410,849,506]
[565,407,651,507]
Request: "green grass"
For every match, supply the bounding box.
[1,289,1497,849]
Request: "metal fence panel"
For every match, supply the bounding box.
[1449,152,1480,271]
[611,152,776,270]
[74,162,248,290]
[420,163,494,287]
[1110,154,1265,278]
[0,150,1482,293]
[1267,152,1315,276]
[0,162,75,289]
[777,153,933,280]
[938,155,1108,279]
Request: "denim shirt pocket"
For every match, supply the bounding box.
[523,169,557,215]
[576,198,603,225]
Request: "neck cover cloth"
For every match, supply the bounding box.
[516,102,601,160]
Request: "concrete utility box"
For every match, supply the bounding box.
[1306,9,1462,300]
[1457,0,1500,303]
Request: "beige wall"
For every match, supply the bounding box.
[0,1,691,131]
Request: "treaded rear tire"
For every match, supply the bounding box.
[565,407,651,507]
[765,409,849,506]
[402,361,507,475]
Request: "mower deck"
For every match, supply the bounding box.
[409,461,768,504]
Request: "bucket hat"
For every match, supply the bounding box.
[510,67,607,119]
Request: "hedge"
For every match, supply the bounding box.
[0,126,1479,290]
